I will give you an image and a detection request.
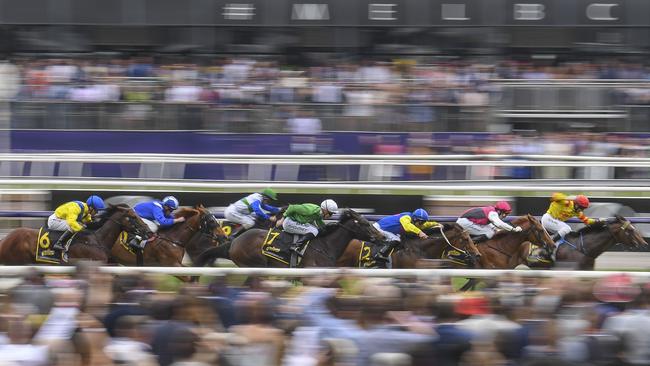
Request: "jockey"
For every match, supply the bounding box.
[456,201,522,241]
[134,196,185,234]
[542,193,602,245]
[48,195,106,251]
[372,208,442,262]
[224,188,281,235]
[278,199,338,253]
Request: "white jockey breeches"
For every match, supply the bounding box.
[141,218,160,233]
[456,217,497,239]
[373,222,400,242]
[541,213,571,238]
[282,217,319,236]
[48,214,72,231]
[224,205,256,229]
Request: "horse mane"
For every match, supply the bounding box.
[575,222,607,235]
[337,209,356,223]
[175,207,199,219]
[92,204,130,227]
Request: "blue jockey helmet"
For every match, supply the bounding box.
[412,208,429,221]
[86,195,106,210]
[162,196,179,210]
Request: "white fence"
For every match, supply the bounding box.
[3,153,650,166]
[3,266,650,279]
[0,178,648,194]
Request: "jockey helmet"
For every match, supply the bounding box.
[412,208,429,222]
[162,196,179,210]
[574,195,590,209]
[495,201,512,214]
[86,195,106,211]
[261,188,278,201]
[321,199,338,215]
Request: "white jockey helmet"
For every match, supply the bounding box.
[320,199,338,214]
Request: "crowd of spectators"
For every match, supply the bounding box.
[0,262,649,366]
[1,57,650,106]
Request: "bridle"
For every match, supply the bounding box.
[107,210,150,239]
[606,219,644,248]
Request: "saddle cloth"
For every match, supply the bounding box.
[357,241,393,269]
[219,220,239,237]
[261,228,309,266]
[35,228,77,264]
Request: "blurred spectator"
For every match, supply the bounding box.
[286,110,322,135]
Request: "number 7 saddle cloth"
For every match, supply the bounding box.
[261,228,311,266]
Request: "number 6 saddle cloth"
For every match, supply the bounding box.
[35,228,78,264]
[261,228,311,266]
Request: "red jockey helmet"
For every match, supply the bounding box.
[575,195,590,209]
[494,201,512,214]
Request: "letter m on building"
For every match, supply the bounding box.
[292,3,330,20]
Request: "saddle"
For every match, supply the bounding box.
[35,228,78,264]
[118,231,146,255]
[261,228,310,267]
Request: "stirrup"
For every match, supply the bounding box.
[373,253,390,262]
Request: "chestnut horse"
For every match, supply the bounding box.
[0,204,152,265]
[111,205,225,266]
[475,214,555,269]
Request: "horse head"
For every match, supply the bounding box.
[338,209,383,242]
[446,223,482,267]
[103,204,153,239]
[194,204,228,245]
[608,215,648,249]
[519,214,555,249]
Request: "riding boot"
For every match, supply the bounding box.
[471,234,489,243]
[53,230,73,251]
[373,240,400,263]
[290,233,315,255]
[128,235,144,249]
[231,226,246,238]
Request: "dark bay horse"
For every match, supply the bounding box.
[338,223,481,268]
[555,215,648,270]
[195,209,383,268]
[475,214,555,269]
[111,205,225,266]
[0,204,152,265]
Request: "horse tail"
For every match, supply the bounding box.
[194,241,231,267]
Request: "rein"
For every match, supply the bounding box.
[439,228,467,254]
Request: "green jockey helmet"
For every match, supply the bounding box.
[261,188,278,201]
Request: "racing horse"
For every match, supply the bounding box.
[0,204,152,265]
[195,209,383,268]
[111,205,226,267]
[337,223,481,268]
[474,214,555,269]
[554,215,647,270]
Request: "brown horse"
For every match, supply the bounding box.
[111,205,225,267]
[0,204,152,265]
[554,215,648,270]
[337,223,481,268]
[195,209,383,268]
[475,214,555,269]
